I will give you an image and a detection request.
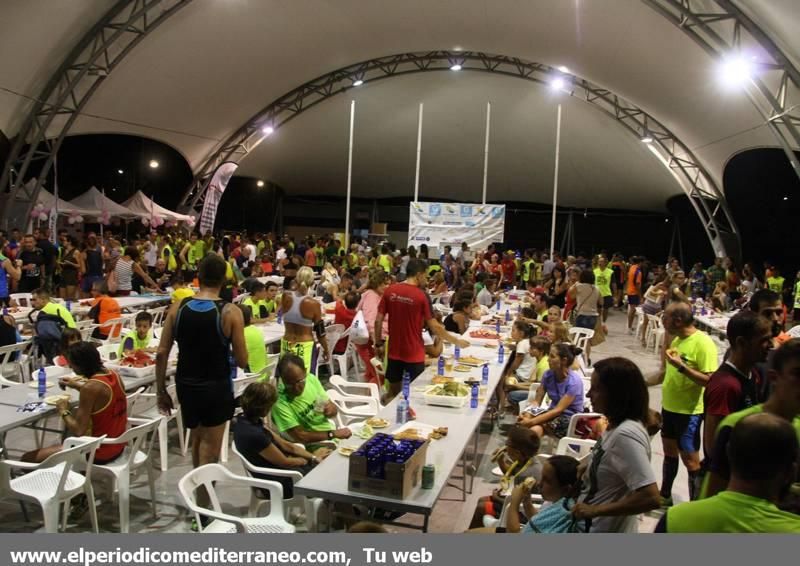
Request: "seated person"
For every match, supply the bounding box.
[0,309,22,352]
[54,327,82,367]
[88,281,122,340]
[23,342,127,464]
[523,305,569,342]
[500,321,537,408]
[29,287,77,363]
[242,281,277,323]
[657,413,800,532]
[238,304,268,374]
[517,343,584,439]
[470,455,581,534]
[118,311,155,357]
[323,272,353,303]
[333,291,360,355]
[271,354,352,448]
[444,295,474,335]
[170,275,195,305]
[468,425,541,529]
[477,277,498,307]
[149,258,173,291]
[234,381,327,500]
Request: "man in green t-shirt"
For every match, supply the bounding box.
[654,302,718,504]
[704,338,800,499]
[657,413,800,533]
[593,256,615,323]
[271,354,352,447]
[767,266,786,301]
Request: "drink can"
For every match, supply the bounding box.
[422,464,435,489]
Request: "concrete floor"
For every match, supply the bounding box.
[0,308,689,533]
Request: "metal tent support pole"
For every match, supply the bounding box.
[549,104,562,258]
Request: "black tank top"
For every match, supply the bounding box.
[174,297,231,386]
[443,314,461,333]
[86,248,103,277]
[0,316,17,350]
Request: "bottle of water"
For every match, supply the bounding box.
[276,308,283,324]
[505,309,510,323]
[437,356,445,375]
[470,382,479,408]
[65,300,71,313]
[517,303,521,315]
[402,370,410,400]
[498,342,505,364]
[2,306,7,316]
[496,299,501,312]
[495,320,501,333]
[228,350,237,382]
[396,397,408,425]
[482,363,489,385]
[454,345,461,360]
[38,367,47,399]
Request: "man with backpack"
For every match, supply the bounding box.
[29,287,76,363]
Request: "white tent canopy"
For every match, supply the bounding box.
[69,186,141,220]
[35,187,100,218]
[122,191,193,223]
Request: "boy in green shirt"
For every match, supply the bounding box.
[241,281,276,323]
[238,304,267,375]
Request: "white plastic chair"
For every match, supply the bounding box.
[147,306,168,326]
[98,317,133,345]
[566,412,604,439]
[125,386,147,417]
[82,417,160,533]
[10,293,32,307]
[95,343,121,363]
[568,327,594,368]
[327,389,379,426]
[317,324,345,376]
[178,463,295,533]
[788,325,800,338]
[553,436,596,460]
[131,383,186,471]
[329,375,384,409]
[232,443,323,532]
[0,340,33,386]
[646,314,665,354]
[0,436,105,533]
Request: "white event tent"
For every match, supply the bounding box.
[123,191,193,224]
[69,186,141,221]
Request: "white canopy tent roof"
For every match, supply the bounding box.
[35,187,100,218]
[69,186,141,220]
[122,191,192,223]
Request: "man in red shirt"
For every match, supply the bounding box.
[333,291,359,354]
[375,259,470,401]
[501,251,516,289]
[703,311,772,457]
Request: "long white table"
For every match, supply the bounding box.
[294,343,504,532]
[695,312,734,337]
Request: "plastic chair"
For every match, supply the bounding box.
[566,412,604,438]
[80,417,160,533]
[95,343,121,363]
[0,340,33,386]
[233,293,250,305]
[316,324,345,376]
[178,463,295,533]
[147,306,168,327]
[9,293,32,307]
[232,443,323,532]
[125,386,147,417]
[553,436,596,460]
[98,317,133,345]
[329,375,384,409]
[646,315,665,355]
[568,327,594,367]
[0,436,105,533]
[332,331,358,380]
[131,383,186,471]
[327,389,379,426]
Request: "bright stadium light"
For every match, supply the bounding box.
[117,169,124,174]
[550,77,566,91]
[352,79,364,86]
[641,134,654,144]
[257,180,265,187]
[557,65,570,73]
[262,125,274,136]
[450,64,462,71]
[719,55,755,87]
[148,160,159,169]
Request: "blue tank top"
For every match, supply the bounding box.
[0,254,8,298]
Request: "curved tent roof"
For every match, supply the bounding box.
[35,187,100,218]
[70,186,142,220]
[122,191,192,223]
[1,0,798,211]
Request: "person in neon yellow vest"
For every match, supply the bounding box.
[160,237,177,272]
[767,267,785,300]
[378,245,393,274]
[118,311,155,357]
[242,281,277,323]
[180,233,205,280]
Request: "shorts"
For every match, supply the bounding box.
[385,359,425,384]
[81,275,104,293]
[574,315,598,330]
[661,409,702,453]
[508,390,530,404]
[602,296,614,310]
[642,302,661,315]
[626,294,641,306]
[60,270,79,287]
[547,413,572,438]
[177,380,235,429]
[280,339,316,372]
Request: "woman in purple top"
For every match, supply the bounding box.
[518,342,584,438]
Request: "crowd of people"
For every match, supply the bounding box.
[1,224,799,533]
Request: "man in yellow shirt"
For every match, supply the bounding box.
[170,275,195,305]
[593,255,615,323]
[654,302,718,505]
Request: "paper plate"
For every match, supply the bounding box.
[27,381,54,389]
[43,394,71,406]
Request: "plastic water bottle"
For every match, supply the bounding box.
[396,397,408,425]
[482,363,489,385]
[276,308,283,324]
[402,370,410,400]
[470,382,479,408]
[228,351,237,382]
[37,367,47,399]
[65,300,71,313]
[2,306,7,316]
[505,309,510,323]
[496,299,501,312]
[495,320,501,333]
[498,342,505,364]
[454,345,461,360]
[517,303,521,314]
[437,356,445,375]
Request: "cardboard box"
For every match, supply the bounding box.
[348,439,428,499]
[371,222,387,235]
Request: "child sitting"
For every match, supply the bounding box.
[118,311,155,357]
[170,275,195,305]
[238,304,268,375]
[499,320,537,410]
[506,336,552,413]
[505,455,580,533]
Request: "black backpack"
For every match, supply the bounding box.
[30,310,67,363]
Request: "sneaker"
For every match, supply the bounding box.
[190,515,212,532]
[659,496,673,508]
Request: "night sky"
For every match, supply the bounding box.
[17,134,800,270]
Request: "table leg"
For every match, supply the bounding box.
[460,450,466,502]
[468,427,479,494]
[422,513,430,533]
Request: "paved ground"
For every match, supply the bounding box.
[0,307,692,533]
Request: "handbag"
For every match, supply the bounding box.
[349,310,369,345]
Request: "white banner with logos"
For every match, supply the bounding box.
[408,201,505,253]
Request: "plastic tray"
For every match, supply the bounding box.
[422,386,470,408]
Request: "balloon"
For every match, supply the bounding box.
[68,217,76,224]
[38,212,48,221]
[142,218,150,226]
